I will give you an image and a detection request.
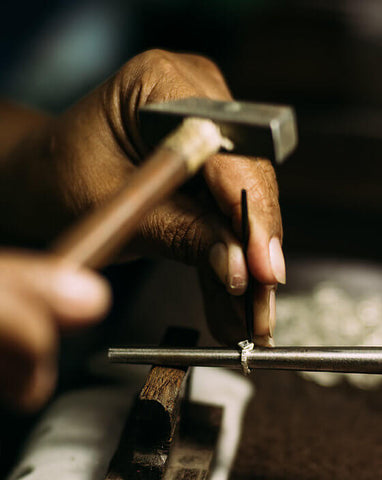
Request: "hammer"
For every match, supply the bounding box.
[53,98,297,268]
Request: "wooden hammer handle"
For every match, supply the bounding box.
[52,118,226,268]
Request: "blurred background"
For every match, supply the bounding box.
[1,0,381,261]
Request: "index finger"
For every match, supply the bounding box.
[203,154,285,286]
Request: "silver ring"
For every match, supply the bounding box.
[238,340,254,376]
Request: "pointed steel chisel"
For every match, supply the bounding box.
[241,189,254,343]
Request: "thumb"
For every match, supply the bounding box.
[2,252,112,328]
[203,154,285,286]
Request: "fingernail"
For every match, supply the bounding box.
[209,243,228,285]
[231,274,246,290]
[254,335,275,348]
[269,237,286,284]
[227,244,247,294]
[269,288,276,337]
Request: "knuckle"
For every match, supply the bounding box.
[116,50,169,92]
[135,49,176,75]
[190,53,220,71]
[230,160,282,236]
[248,161,280,212]
[121,49,194,103]
[170,215,207,265]
[249,182,279,213]
[139,48,171,62]
[259,160,279,195]
[232,181,279,220]
[25,322,55,362]
[140,201,215,265]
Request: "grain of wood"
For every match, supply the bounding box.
[106,327,198,480]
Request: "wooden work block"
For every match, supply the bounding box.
[163,401,222,480]
[106,327,213,480]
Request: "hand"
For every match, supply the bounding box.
[0,251,110,411]
[1,50,285,345]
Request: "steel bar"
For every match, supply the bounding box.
[108,346,382,374]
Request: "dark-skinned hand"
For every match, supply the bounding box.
[0,250,110,411]
[0,50,286,410]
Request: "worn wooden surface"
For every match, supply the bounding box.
[107,398,222,480]
[106,327,199,480]
[163,401,222,480]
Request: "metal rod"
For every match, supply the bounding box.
[108,346,382,374]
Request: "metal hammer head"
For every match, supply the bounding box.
[139,98,298,164]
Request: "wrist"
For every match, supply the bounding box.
[0,116,73,246]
